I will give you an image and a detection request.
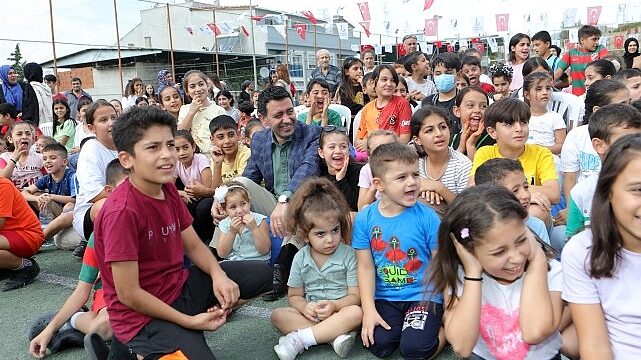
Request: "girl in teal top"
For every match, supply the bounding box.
[52,99,76,152]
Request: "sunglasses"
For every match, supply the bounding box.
[322,125,347,133]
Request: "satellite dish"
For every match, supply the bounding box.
[259,67,270,78]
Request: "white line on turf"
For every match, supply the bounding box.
[36,272,272,319]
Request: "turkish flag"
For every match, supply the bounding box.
[206,23,221,36]
[424,19,438,37]
[587,6,602,26]
[358,2,371,21]
[301,11,318,25]
[397,43,407,56]
[360,21,371,37]
[240,26,250,37]
[250,15,263,21]
[293,23,307,40]
[424,0,435,10]
[475,42,485,52]
[495,14,509,32]
[614,35,624,49]
[446,44,454,52]
[471,37,480,44]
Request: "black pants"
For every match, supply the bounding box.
[188,197,215,244]
[112,261,272,359]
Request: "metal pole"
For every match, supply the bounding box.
[249,0,258,89]
[212,8,220,76]
[313,23,317,55]
[166,3,176,83]
[285,18,289,65]
[337,27,341,62]
[113,0,124,97]
[48,0,58,78]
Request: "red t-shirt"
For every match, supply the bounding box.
[0,178,43,253]
[94,179,192,343]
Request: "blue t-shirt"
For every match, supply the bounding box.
[353,200,442,303]
[526,216,550,245]
[35,168,78,198]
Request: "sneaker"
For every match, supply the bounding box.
[2,258,40,292]
[273,333,305,360]
[28,311,57,341]
[332,332,356,358]
[39,238,55,251]
[49,328,85,353]
[84,332,110,360]
[72,240,87,258]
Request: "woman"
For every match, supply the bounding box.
[23,63,52,129]
[273,64,295,96]
[238,80,253,104]
[0,65,24,113]
[121,78,144,109]
[624,37,640,69]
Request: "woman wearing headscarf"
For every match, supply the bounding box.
[624,37,640,69]
[23,63,52,129]
[0,65,24,113]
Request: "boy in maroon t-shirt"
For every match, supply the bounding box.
[93,107,264,359]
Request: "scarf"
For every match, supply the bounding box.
[0,65,23,111]
[21,63,46,125]
[623,38,640,69]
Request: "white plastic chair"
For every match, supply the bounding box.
[328,104,352,128]
[39,122,53,137]
[548,92,583,130]
[351,110,363,144]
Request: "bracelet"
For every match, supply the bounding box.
[9,158,17,165]
[464,276,483,282]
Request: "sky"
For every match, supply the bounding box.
[4,0,635,66]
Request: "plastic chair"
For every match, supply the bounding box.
[351,110,363,144]
[39,122,53,137]
[328,104,352,127]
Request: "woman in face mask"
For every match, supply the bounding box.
[422,53,462,138]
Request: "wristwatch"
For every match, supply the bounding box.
[277,194,289,204]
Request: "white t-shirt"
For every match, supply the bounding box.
[527,111,566,147]
[560,125,600,184]
[72,139,118,236]
[419,147,471,195]
[175,153,210,186]
[457,261,563,360]
[0,150,44,189]
[405,77,437,98]
[73,122,94,148]
[357,163,381,200]
[562,230,641,358]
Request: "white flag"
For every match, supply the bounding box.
[220,22,234,34]
[336,23,349,40]
[385,44,393,53]
[350,44,360,52]
[273,24,287,39]
[198,24,213,36]
[569,28,579,44]
[563,8,577,28]
[487,37,498,53]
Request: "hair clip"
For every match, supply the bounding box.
[460,227,470,239]
[213,185,229,203]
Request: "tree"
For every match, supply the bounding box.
[6,43,25,81]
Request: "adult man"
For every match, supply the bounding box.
[402,35,419,53]
[310,49,341,95]
[64,77,92,120]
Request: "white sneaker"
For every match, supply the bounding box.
[273,333,304,360]
[332,332,356,358]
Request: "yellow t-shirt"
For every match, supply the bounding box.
[177,103,226,157]
[214,144,251,183]
[471,144,558,186]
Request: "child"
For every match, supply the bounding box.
[403,51,437,102]
[216,90,240,123]
[523,73,567,155]
[94,106,266,359]
[271,177,362,359]
[34,136,56,154]
[73,97,94,151]
[356,65,412,149]
[392,63,409,78]
[424,52,462,132]
[318,125,363,211]
[554,25,609,96]
[474,158,551,244]
[0,103,18,138]
[237,101,255,139]
[22,143,77,245]
[211,181,270,261]
[337,57,365,119]
[456,73,470,90]
[562,133,641,359]
[614,68,641,102]
[244,118,264,147]
[299,79,343,127]
[532,30,560,74]
[147,94,158,107]
[357,130,398,210]
[52,99,76,152]
[0,121,46,189]
[174,129,214,243]
[71,100,119,258]
[507,33,531,90]
[470,98,560,223]
[430,184,562,359]
[209,114,251,188]
[451,86,494,160]
[362,49,376,74]
[28,159,129,357]
[566,104,641,239]
[411,106,472,210]
[178,70,226,156]
[135,96,149,108]
[395,77,417,108]
[583,59,616,94]
[560,79,630,205]
[159,85,183,120]
[353,142,444,359]
[489,62,513,100]
[462,55,496,94]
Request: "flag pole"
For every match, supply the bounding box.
[113,0,124,97]
[166,3,176,83]
[285,17,289,65]
[249,0,258,90]
[212,7,220,76]
[48,0,58,78]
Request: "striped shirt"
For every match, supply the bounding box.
[419,147,472,195]
[557,45,608,96]
[78,234,102,291]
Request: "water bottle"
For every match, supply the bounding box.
[39,191,54,229]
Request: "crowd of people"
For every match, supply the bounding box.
[0,22,641,360]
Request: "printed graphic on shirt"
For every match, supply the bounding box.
[402,305,428,331]
[147,221,181,245]
[370,226,424,286]
[578,151,600,175]
[479,304,530,360]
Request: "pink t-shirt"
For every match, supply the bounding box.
[94,179,192,343]
[175,153,210,185]
[357,164,381,200]
[0,151,46,189]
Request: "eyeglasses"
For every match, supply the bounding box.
[322,125,347,133]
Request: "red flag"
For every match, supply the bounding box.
[424,0,435,10]
[471,37,480,44]
[614,35,624,49]
[206,23,221,36]
[446,44,454,52]
[241,25,250,37]
[293,23,307,40]
[434,41,443,48]
[495,14,509,32]
[300,10,318,25]
[358,2,371,22]
[475,42,485,52]
[424,18,438,37]
[397,43,407,56]
[250,15,264,21]
[360,21,371,37]
[587,6,602,26]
